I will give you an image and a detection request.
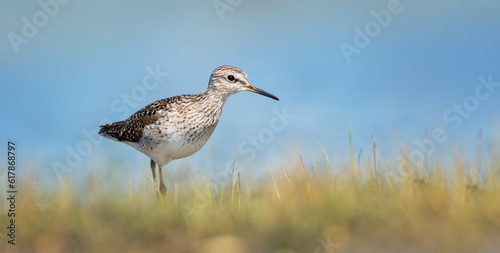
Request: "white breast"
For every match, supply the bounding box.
[128,113,220,167]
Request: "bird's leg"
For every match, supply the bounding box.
[150,159,160,201]
[158,166,167,200]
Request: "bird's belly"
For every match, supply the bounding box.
[133,120,218,165]
[157,135,208,160]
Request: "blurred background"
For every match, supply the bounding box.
[1,0,499,182]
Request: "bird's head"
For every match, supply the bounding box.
[208,65,279,101]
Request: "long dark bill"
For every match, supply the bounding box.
[246,84,279,101]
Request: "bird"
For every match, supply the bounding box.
[99,65,279,200]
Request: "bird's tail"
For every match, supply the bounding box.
[99,121,127,142]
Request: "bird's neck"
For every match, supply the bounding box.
[201,87,232,104]
[191,88,229,123]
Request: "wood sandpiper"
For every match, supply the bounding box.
[99,65,279,200]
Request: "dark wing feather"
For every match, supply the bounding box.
[99,97,178,142]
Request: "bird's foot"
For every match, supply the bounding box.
[159,183,167,201]
[151,179,161,204]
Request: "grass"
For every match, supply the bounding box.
[2,142,500,253]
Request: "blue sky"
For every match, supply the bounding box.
[1,0,500,181]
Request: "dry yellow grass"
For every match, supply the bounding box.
[1,146,500,253]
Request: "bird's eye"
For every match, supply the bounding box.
[227,75,235,81]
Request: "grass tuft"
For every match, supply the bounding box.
[2,143,500,252]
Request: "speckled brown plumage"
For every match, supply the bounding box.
[99,95,190,143]
[98,65,279,199]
